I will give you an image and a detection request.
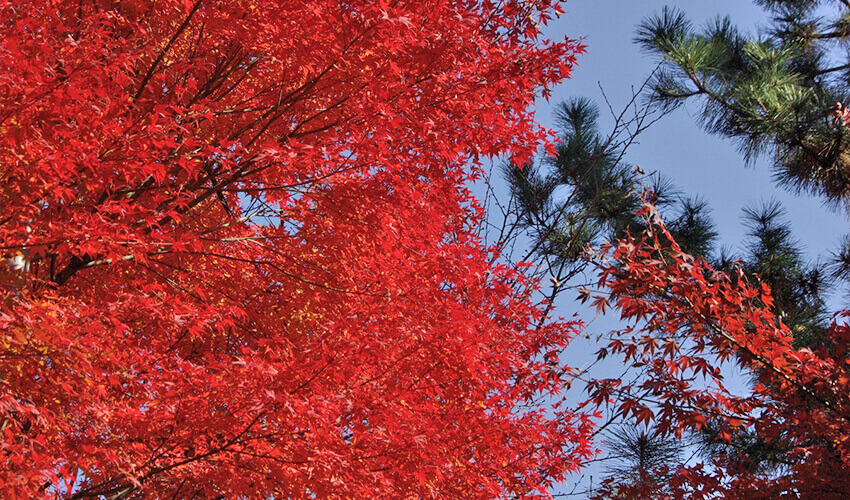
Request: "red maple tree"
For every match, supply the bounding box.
[0,1,591,498]
[586,204,850,499]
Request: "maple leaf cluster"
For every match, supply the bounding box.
[587,205,850,499]
[0,0,590,498]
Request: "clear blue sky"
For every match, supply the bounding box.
[540,0,845,265]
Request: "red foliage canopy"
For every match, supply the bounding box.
[0,1,590,498]
[588,206,850,499]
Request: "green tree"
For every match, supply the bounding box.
[634,1,844,349]
[620,2,849,490]
[501,86,835,500]
[497,97,719,498]
[500,71,836,496]
[636,1,850,204]
[501,97,717,285]
[736,201,830,347]
[594,425,684,499]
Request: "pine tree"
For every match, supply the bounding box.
[633,0,843,347]
[503,98,717,283]
[502,84,835,499]
[594,425,684,499]
[636,2,850,204]
[502,94,833,498]
[626,3,848,489]
[500,99,719,499]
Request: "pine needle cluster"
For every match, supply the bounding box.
[638,2,850,203]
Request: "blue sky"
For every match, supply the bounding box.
[540,0,845,266]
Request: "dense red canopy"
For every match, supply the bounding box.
[0,1,589,498]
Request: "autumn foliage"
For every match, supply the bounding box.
[588,205,850,499]
[0,0,592,498]
[7,0,848,497]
